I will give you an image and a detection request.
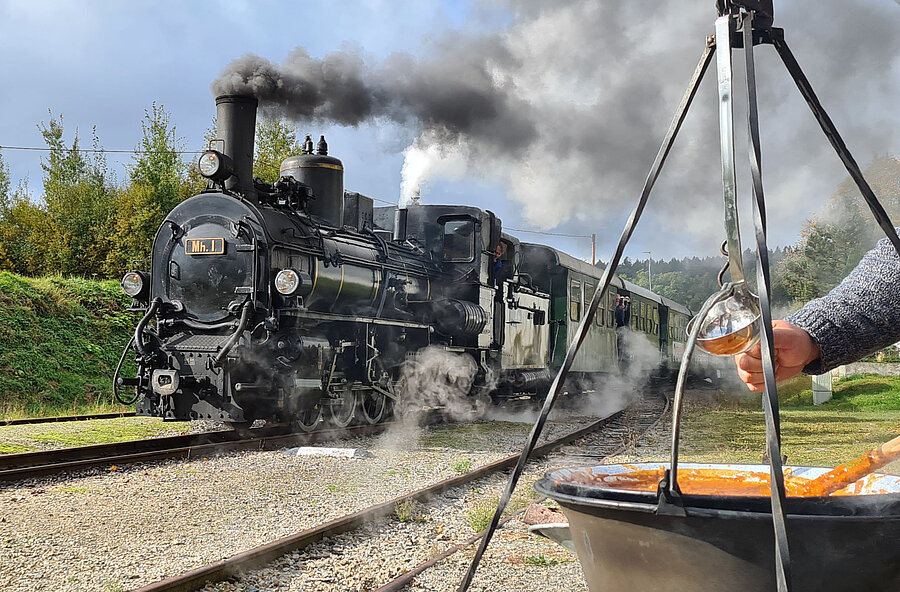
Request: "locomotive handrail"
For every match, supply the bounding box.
[213,300,253,367]
[134,298,161,358]
[112,336,139,406]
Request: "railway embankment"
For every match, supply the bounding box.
[0,272,136,418]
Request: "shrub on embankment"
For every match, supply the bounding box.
[0,272,137,417]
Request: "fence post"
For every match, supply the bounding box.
[812,371,833,405]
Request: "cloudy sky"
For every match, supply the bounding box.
[1,0,898,264]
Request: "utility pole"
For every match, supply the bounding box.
[591,233,596,265]
[643,250,652,291]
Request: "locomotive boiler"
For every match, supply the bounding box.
[116,94,696,431]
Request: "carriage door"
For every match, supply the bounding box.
[659,306,669,351]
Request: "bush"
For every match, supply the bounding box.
[0,272,137,417]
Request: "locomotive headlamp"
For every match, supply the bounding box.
[274,269,301,295]
[121,270,150,299]
[198,150,233,181]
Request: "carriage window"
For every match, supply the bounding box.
[570,280,582,322]
[442,220,475,262]
[607,293,616,327]
[585,284,596,323]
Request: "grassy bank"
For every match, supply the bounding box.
[0,272,137,419]
[681,374,900,472]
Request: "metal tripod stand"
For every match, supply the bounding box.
[458,2,900,591]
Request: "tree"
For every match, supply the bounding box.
[129,103,185,213]
[0,181,55,275]
[773,155,900,307]
[105,104,186,277]
[181,117,216,199]
[0,149,10,214]
[254,115,301,183]
[38,113,116,276]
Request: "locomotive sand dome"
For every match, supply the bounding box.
[279,135,344,228]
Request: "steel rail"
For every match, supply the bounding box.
[0,411,136,426]
[372,394,671,592]
[0,424,387,483]
[131,408,628,592]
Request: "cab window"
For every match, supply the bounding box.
[442,220,475,262]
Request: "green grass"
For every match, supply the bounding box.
[421,422,531,449]
[0,272,138,419]
[451,458,472,473]
[466,485,540,533]
[394,499,428,523]
[681,374,900,471]
[523,554,573,567]
[0,417,187,452]
[0,442,35,453]
[54,486,91,494]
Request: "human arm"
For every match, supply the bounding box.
[734,230,900,391]
[784,230,900,374]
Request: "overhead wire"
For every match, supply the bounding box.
[0,145,204,154]
[505,227,591,239]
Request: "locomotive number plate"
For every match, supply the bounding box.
[185,238,225,255]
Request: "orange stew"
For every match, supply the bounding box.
[559,467,826,497]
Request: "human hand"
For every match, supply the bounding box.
[734,320,820,392]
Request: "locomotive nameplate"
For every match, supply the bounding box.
[185,238,225,255]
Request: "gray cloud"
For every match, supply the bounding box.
[212,1,900,247]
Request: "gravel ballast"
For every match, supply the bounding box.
[0,413,616,592]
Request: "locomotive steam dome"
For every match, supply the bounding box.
[280,136,344,227]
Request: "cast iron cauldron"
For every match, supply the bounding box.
[534,462,900,592]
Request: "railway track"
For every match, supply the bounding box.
[0,408,464,483]
[0,411,136,426]
[132,389,669,592]
[0,423,385,483]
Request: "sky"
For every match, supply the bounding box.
[1,0,898,265]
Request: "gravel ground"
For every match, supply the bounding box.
[0,412,609,592]
[199,396,671,592]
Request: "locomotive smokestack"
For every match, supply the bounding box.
[215,95,258,201]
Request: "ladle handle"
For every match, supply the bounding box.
[793,433,900,497]
[715,14,746,285]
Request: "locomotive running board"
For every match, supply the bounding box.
[282,309,432,330]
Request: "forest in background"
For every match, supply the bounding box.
[0,103,899,310]
[0,105,300,280]
[612,155,900,311]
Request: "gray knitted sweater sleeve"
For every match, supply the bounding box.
[785,230,900,374]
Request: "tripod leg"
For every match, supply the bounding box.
[744,15,792,592]
[771,30,900,256]
[455,41,715,592]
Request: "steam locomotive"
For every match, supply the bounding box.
[116,95,696,430]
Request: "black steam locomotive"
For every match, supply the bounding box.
[117,95,695,430]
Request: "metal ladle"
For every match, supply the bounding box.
[689,13,761,357]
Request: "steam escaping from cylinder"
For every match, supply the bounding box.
[212,1,900,244]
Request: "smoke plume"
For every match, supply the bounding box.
[213,1,900,245]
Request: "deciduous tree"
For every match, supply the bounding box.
[254,115,300,183]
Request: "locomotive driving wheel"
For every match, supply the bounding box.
[292,404,322,433]
[357,389,388,425]
[327,386,358,428]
